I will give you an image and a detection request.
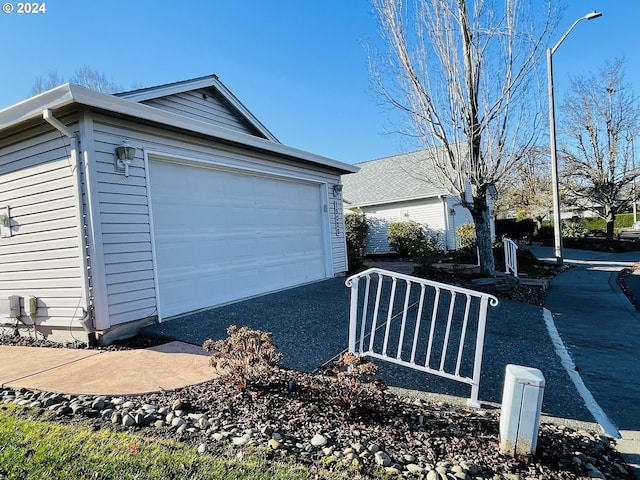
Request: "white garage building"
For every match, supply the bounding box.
[0,75,357,343]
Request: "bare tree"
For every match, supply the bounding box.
[559,60,640,240]
[70,66,121,94]
[31,70,65,96]
[31,65,121,96]
[494,147,552,230]
[371,0,555,275]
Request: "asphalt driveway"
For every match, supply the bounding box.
[143,273,593,423]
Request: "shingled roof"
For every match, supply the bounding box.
[341,149,452,207]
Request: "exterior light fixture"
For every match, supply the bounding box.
[115,140,137,177]
[333,183,343,197]
[547,11,603,265]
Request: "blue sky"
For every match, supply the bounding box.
[0,1,636,164]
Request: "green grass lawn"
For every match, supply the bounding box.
[0,404,356,480]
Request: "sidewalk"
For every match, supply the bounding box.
[527,246,640,476]
[0,341,215,396]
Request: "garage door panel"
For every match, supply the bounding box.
[150,160,327,318]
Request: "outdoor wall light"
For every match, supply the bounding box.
[0,206,11,238]
[114,140,137,177]
[333,183,343,197]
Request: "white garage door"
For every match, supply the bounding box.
[149,160,328,319]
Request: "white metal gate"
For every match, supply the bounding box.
[346,268,498,407]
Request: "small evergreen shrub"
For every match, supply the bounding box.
[455,223,476,251]
[203,325,283,388]
[562,220,587,239]
[387,221,434,259]
[344,212,369,257]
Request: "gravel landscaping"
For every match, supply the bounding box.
[0,353,632,480]
[0,269,636,478]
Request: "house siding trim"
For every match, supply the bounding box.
[143,148,339,188]
[69,136,91,321]
[320,183,334,278]
[78,113,110,330]
[142,149,165,322]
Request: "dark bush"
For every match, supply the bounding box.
[455,223,476,251]
[345,212,369,270]
[387,221,434,259]
[495,218,536,240]
[534,225,553,243]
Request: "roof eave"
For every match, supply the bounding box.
[115,74,279,143]
[0,84,359,175]
[345,192,447,208]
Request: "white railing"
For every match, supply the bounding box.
[503,237,519,277]
[346,268,498,407]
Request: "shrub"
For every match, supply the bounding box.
[344,212,369,256]
[327,352,381,386]
[323,352,386,414]
[455,223,476,251]
[535,224,553,242]
[495,218,536,240]
[562,220,587,239]
[584,213,636,232]
[387,221,434,259]
[202,325,283,388]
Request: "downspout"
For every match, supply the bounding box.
[43,109,96,342]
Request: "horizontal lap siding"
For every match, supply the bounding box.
[141,89,256,136]
[360,198,446,255]
[91,114,347,325]
[0,130,86,328]
[446,198,475,250]
[91,126,156,326]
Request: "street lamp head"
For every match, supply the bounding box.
[586,11,602,20]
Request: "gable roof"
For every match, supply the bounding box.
[115,74,278,142]
[0,82,358,175]
[341,149,453,207]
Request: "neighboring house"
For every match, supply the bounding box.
[0,75,357,343]
[342,149,494,254]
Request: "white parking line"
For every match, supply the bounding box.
[543,308,620,438]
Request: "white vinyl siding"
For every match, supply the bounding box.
[357,197,473,254]
[443,197,475,251]
[140,88,257,136]
[91,113,347,324]
[91,123,156,327]
[0,132,86,328]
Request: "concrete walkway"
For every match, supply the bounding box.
[528,246,640,432]
[0,341,215,395]
[528,246,640,474]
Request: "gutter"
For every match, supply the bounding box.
[42,109,96,341]
[2,84,358,175]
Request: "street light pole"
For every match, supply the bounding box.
[547,11,602,266]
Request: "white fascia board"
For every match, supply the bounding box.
[347,193,446,209]
[0,84,359,175]
[0,85,76,128]
[209,76,279,143]
[115,76,218,102]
